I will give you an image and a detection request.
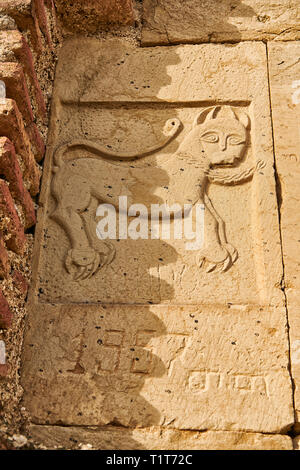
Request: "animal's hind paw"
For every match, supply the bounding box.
[65,244,115,281]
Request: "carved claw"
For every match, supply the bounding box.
[221,255,232,272]
[65,246,113,281]
[223,243,238,264]
[205,256,231,273]
[198,244,237,273]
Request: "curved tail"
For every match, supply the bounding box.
[53,117,182,172]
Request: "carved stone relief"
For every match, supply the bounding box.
[51,105,264,281]
[21,40,293,443]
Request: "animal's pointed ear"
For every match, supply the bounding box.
[193,106,220,128]
[238,111,250,130]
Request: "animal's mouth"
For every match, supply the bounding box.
[211,154,239,167]
[216,162,235,167]
[212,161,236,168]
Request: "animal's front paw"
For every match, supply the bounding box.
[223,243,238,264]
[197,245,237,273]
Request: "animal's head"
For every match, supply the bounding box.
[194,106,250,167]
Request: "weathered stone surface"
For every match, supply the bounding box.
[268,42,300,430]
[0,137,36,229]
[0,30,46,119]
[142,0,300,45]
[54,0,134,33]
[36,39,282,307]
[0,62,33,124]
[22,303,293,432]
[0,233,9,278]
[0,0,54,50]
[0,179,26,255]
[0,99,41,194]
[21,39,293,441]
[0,289,13,328]
[27,424,293,450]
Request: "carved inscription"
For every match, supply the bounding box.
[97,328,156,375]
[188,371,268,395]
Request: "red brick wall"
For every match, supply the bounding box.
[0,0,58,378]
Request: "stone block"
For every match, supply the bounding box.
[20,40,294,439]
[27,424,293,450]
[142,0,300,45]
[268,42,300,428]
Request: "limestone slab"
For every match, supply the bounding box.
[268,42,300,428]
[27,424,293,450]
[22,303,293,432]
[142,0,300,45]
[21,39,293,438]
[34,39,282,307]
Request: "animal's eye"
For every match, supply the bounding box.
[227,135,244,145]
[200,133,219,143]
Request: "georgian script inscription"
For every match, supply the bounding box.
[51,105,264,281]
[188,371,268,396]
[97,328,155,374]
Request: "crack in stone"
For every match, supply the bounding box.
[266,42,297,434]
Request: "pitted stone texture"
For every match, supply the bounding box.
[21,39,293,439]
[54,0,134,32]
[28,425,293,450]
[0,15,16,31]
[142,0,300,45]
[36,39,282,307]
[21,304,293,432]
[268,41,300,429]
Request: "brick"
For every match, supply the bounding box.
[0,62,33,124]
[0,179,26,255]
[0,14,17,30]
[0,63,45,159]
[0,99,41,194]
[0,435,12,448]
[0,30,46,118]
[0,232,9,278]
[0,137,36,228]
[54,0,134,32]
[0,364,9,377]
[0,1,53,51]
[12,270,28,296]
[33,0,54,49]
[25,121,45,162]
[0,290,12,328]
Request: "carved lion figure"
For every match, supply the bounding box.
[51,106,264,280]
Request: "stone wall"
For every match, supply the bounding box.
[0,0,58,444]
[0,0,300,450]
